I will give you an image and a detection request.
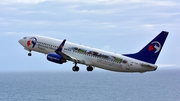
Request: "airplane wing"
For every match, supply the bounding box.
[55,39,86,64]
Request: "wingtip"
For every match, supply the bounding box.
[55,39,67,53]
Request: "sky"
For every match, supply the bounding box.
[0,0,179,72]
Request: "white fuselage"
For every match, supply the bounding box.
[19,35,157,73]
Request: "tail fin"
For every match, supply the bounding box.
[123,31,168,64]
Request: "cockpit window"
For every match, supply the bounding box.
[23,37,27,39]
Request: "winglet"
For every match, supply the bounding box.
[55,39,66,53]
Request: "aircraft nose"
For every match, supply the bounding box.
[18,39,23,45]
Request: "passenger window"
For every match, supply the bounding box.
[123,60,127,64]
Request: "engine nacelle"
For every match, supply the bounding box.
[47,53,66,64]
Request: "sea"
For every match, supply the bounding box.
[0,69,179,101]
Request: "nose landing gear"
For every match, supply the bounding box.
[28,50,32,56]
[28,53,32,56]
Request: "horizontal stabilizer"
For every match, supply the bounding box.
[141,63,157,68]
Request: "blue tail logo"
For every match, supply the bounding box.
[123,31,168,64]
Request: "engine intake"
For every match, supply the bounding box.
[47,53,66,64]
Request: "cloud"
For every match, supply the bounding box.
[0,0,179,72]
[0,0,46,4]
[149,1,177,6]
[0,0,179,35]
[158,64,178,67]
[143,24,154,30]
[102,45,110,51]
[157,64,179,70]
[0,0,178,7]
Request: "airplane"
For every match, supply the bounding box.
[18,31,168,73]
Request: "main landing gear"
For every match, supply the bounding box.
[87,66,93,71]
[72,63,79,72]
[72,63,93,72]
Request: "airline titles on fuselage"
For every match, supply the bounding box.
[36,41,58,51]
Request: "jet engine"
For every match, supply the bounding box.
[47,53,66,64]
